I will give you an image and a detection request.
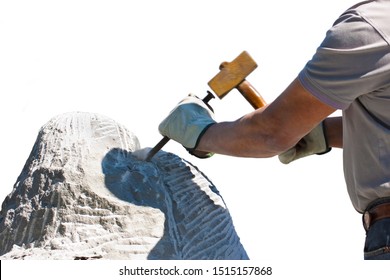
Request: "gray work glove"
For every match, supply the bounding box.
[158,94,216,158]
[278,122,331,164]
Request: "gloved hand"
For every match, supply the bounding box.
[158,94,216,158]
[278,121,331,164]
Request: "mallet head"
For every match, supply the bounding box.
[208,51,257,99]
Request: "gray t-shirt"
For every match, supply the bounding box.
[298,0,390,212]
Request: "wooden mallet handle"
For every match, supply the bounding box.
[236,80,267,109]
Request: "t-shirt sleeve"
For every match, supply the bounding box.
[299,10,390,110]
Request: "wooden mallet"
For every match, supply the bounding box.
[208,50,266,109]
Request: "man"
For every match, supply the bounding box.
[157,0,390,259]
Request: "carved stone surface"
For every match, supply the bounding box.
[0,112,248,260]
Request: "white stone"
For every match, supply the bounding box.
[0,112,248,260]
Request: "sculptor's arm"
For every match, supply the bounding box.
[196,78,341,157]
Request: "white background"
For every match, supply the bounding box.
[0,0,387,278]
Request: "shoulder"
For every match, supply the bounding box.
[299,1,390,110]
[323,0,390,49]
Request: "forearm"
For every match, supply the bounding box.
[196,108,290,158]
[323,116,343,148]
[197,123,277,158]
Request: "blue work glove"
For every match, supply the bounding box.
[158,94,216,158]
[278,122,331,164]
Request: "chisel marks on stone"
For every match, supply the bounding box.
[153,152,248,260]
